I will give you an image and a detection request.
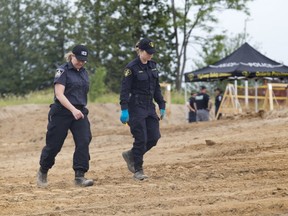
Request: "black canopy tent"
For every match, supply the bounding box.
[184,42,288,82]
[184,42,288,113]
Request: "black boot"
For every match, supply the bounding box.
[37,168,48,187]
[133,169,148,181]
[122,150,135,173]
[74,170,94,187]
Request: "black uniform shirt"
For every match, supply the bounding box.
[189,97,196,110]
[120,57,165,110]
[54,62,89,106]
[195,93,209,110]
[215,95,222,109]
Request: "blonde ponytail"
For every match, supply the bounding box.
[64,51,74,62]
[135,41,140,56]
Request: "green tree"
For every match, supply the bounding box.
[0,0,29,95]
[171,0,253,91]
[0,0,255,96]
[195,32,247,68]
[0,0,75,96]
[89,67,107,102]
[75,0,175,92]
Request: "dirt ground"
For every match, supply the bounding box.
[1,103,288,216]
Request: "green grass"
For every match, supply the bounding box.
[171,91,185,104]
[0,89,120,107]
[0,89,185,107]
[90,92,119,104]
[0,89,55,107]
[92,91,186,104]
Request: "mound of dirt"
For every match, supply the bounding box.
[1,104,288,215]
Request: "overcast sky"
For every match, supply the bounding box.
[218,0,287,65]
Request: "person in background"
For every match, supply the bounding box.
[214,88,223,120]
[187,92,197,123]
[119,38,166,181]
[195,86,212,122]
[37,45,93,187]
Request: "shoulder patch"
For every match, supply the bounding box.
[124,68,132,77]
[55,68,64,78]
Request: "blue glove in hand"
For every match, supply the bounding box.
[120,109,129,124]
[160,109,166,120]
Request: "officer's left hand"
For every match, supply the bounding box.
[72,108,84,120]
[160,109,166,120]
[120,109,129,124]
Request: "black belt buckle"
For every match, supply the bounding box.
[140,94,152,101]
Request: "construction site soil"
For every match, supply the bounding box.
[1,104,288,215]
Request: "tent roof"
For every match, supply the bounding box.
[185,42,288,82]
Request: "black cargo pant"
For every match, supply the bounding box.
[215,106,222,120]
[39,103,92,173]
[188,111,197,123]
[128,95,161,172]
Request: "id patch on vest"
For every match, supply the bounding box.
[55,68,64,78]
[124,68,132,77]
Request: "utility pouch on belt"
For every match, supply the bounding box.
[48,103,62,121]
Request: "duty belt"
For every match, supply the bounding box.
[133,94,153,101]
[54,101,85,110]
[73,105,85,110]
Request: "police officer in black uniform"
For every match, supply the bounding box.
[214,87,223,119]
[187,92,197,123]
[195,86,212,122]
[120,38,166,180]
[37,45,93,187]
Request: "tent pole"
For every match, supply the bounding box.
[255,80,258,112]
[184,82,188,122]
[245,80,249,110]
[268,83,274,111]
[234,79,238,109]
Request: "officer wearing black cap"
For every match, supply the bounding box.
[214,87,223,119]
[120,38,166,180]
[187,92,197,123]
[37,45,93,187]
[195,86,212,122]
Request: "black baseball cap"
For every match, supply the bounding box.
[72,45,88,61]
[201,86,207,90]
[138,38,156,54]
[214,87,222,92]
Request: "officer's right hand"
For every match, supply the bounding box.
[160,109,166,120]
[120,109,129,124]
[72,109,84,120]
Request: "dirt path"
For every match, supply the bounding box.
[1,104,288,215]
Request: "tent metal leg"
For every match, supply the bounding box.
[245,80,249,109]
[234,79,238,109]
[255,80,258,112]
[184,82,188,122]
[268,83,274,111]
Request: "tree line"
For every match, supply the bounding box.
[0,0,252,96]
